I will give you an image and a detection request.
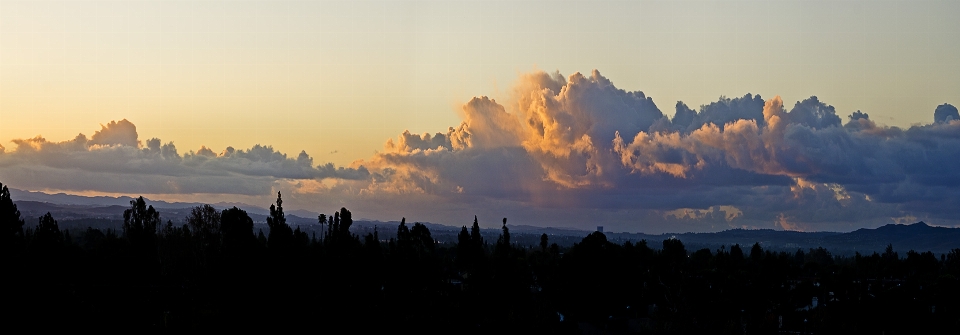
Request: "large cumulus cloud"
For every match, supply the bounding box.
[365,70,665,192]
[353,70,960,231]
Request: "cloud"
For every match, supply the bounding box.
[89,119,139,147]
[670,94,766,133]
[934,103,959,123]
[358,70,960,231]
[615,96,960,191]
[664,206,742,222]
[3,70,960,233]
[0,122,369,196]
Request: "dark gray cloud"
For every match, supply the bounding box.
[784,96,842,129]
[671,94,766,133]
[934,103,959,123]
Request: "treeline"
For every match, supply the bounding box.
[2,183,960,333]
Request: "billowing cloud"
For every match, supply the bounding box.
[934,103,959,124]
[89,119,139,147]
[670,94,766,133]
[354,70,960,231]
[3,70,959,233]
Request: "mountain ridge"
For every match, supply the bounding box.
[10,190,960,255]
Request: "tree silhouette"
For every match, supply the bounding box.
[338,207,353,234]
[410,222,435,258]
[363,227,381,257]
[158,219,192,278]
[498,217,510,246]
[459,215,487,273]
[187,204,222,267]
[4,198,959,332]
[266,192,293,251]
[0,183,24,253]
[396,218,411,252]
[221,206,255,258]
[729,243,744,264]
[750,242,763,262]
[661,238,687,266]
[456,225,472,270]
[34,212,63,247]
[494,217,513,260]
[123,196,160,266]
[117,196,164,292]
[123,196,160,242]
[470,216,483,246]
[317,214,327,243]
[560,231,623,322]
[257,229,267,247]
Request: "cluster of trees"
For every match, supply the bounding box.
[2,181,960,333]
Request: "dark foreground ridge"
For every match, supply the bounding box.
[3,183,960,333]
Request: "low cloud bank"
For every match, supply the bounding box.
[0,119,369,195]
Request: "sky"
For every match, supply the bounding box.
[1,0,959,233]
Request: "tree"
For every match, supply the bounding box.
[561,231,622,321]
[0,183,24,251]
[750,242,763,262]
[338,207,353,234]
[470,216,483,247]
[499,218,509,246]
[459,216,487,272]
[458,226,470,249]
[494,218,511,258]
[661,238,687,266]
[123,196,160,246]
[729,244,744,263]
[396,218,410,250]
[323,208,359,254]
[882,243,898,261]
[410,222,435,258]
[257,229,267,247]
[221,206,255,257]
[457,225,471,268]
[318,214,327,243]
[121,196,162,279]
[34,212,63,247]
[187,204,222,261]
[266,192,293,250]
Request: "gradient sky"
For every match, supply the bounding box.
[1,0,959,232]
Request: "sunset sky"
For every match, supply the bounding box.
[1,0,959,233]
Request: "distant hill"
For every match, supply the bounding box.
[11,190,960,255]
[601,222,960,255]
[13,200,322,226]
[823,222,960,255]
[10,188,184,207]
[8,187,304,217]
[16,201,131,221]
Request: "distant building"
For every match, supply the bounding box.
[597,226,604,233]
